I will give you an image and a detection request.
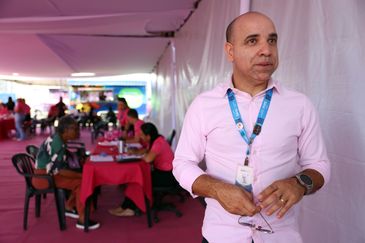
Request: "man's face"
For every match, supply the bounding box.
[225,14,279,85]
[118,102,127,110]
[66,123,80,140]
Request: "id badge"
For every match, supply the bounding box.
[235,165,253,192]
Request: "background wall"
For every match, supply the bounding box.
[251,1,365,242]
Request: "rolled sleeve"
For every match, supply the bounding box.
[173,98,207,197]
[298,97,331,186]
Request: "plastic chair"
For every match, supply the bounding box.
[25,145,39,160]
[25,145,47,199]
[166,130,176,146]
[11,153,66,230]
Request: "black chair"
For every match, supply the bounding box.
[90,123,107,144]
[66,141,89,169]
[166,130,176,146]
[11,153,66,230]
[67,141,87,157]
[25,145,39,160]
[152,171,183,223]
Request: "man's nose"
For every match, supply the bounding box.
[258,42,272,56]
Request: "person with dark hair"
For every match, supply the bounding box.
[55,97,67,118]
[123,108,145,143]
[173,12,330,242]
[117,97,129,129]
[109,122,175,216]
[6,96,15,112]
[33,116,100,230]
[106,105,117,127]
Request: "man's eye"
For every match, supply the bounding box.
[268,38,277,45]
[247,39,257,45]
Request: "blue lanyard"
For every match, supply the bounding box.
[227,88,273,165]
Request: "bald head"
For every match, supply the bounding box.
[225,12,276,43]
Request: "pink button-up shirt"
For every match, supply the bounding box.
[173,79,330,243]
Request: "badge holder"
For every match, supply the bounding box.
[235,162,274,234]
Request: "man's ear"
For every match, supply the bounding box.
[224,42,234,62]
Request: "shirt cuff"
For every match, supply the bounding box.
[173,166,206,198]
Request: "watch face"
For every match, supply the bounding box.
[300,174,313,185]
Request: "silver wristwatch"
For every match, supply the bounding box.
[295,173,313,195]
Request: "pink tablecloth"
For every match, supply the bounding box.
[80,151,152,212]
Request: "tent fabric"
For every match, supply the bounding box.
[151,0,240,139]
[251,1,365,242]
[0,0,198,79]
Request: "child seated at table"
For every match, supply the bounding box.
[109,122,176,216]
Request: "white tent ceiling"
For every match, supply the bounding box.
[0,0,199,79]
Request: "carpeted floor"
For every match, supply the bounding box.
[0,128,205,243]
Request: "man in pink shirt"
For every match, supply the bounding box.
[173,12,330,243]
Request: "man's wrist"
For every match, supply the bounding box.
[293,173,314,195]
[291,177,306,196]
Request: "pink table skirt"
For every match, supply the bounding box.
[0,118,15,140]
[80,159,152,212]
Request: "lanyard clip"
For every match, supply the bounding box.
[253,124,262,135]
[244,157,249,166]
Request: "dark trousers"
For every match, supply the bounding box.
[122,169,176,209]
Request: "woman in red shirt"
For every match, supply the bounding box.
[109,122,176,216]
[117,97,130,130]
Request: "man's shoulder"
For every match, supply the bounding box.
[195,82,227,100]
[275,83,314,108]
[276,82,308,99]
[187,82,227,112]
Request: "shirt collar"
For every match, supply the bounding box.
[220,78,281,97]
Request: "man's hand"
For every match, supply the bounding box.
[214,182,261,216]
[257,178,305,219]
[192,174,260,216]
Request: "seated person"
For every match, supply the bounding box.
[122,109,144,144]
[77,107,88,128]
[106,105,117,127]
[33,116,100,230]
[0,103,9,116]
[117,97,129,130]
[109,122,176,216]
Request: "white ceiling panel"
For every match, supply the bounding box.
[0,0,200,79]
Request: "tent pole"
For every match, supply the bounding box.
[170,39,177,147]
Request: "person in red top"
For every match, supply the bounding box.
[0,103,9,116]
[109,122,176,216]
[123,109,145,143]
[116,97,129,130]
[14,98,29,140]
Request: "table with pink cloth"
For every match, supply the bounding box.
[80,143,153,231]
[0,117,15,140]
